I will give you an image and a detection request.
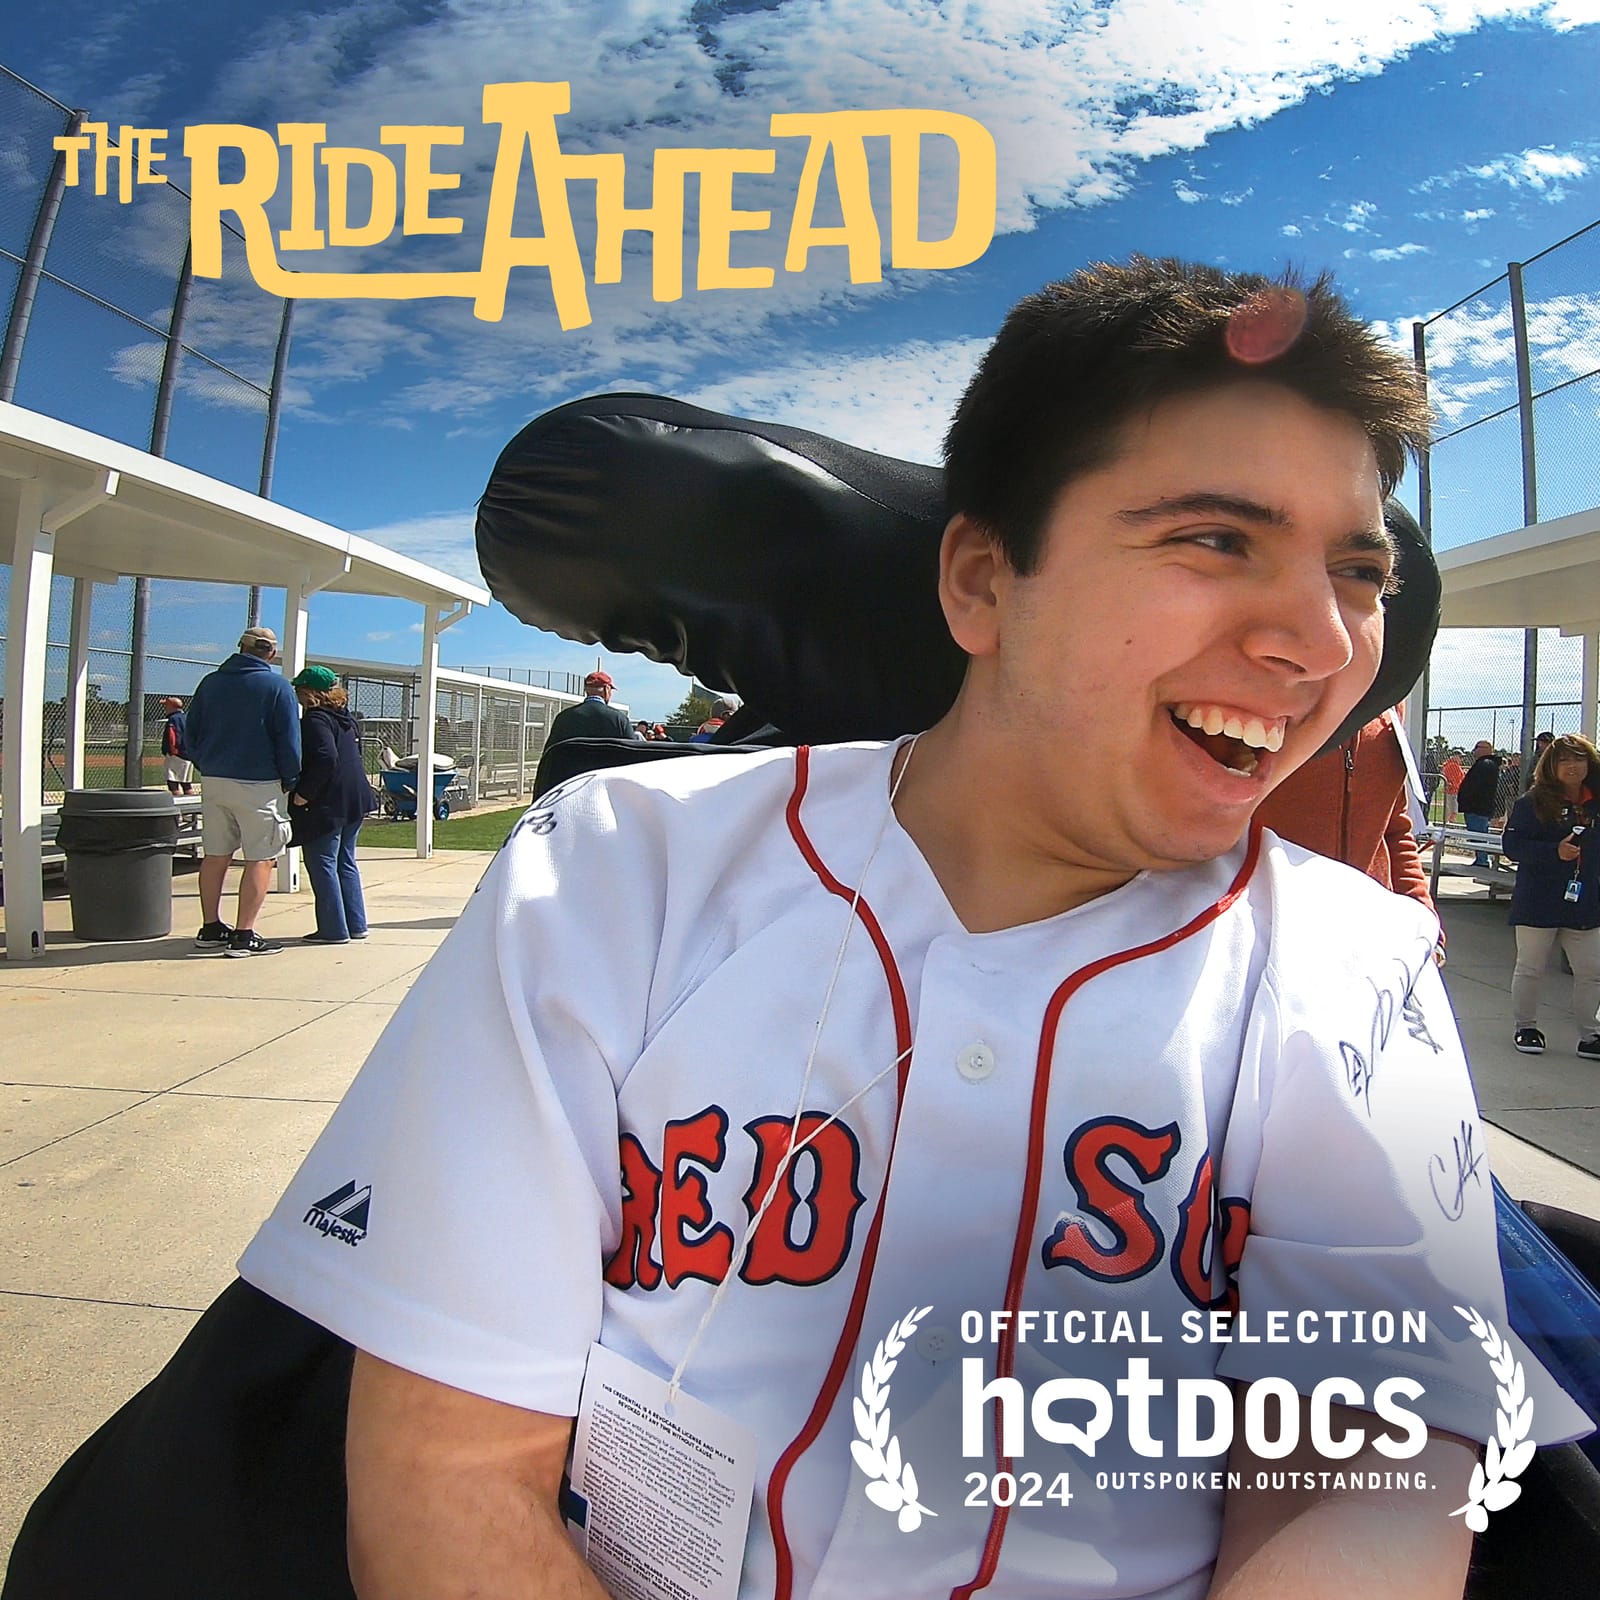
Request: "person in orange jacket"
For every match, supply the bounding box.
[1442,750,1465,821]
[1255,709,1439,927]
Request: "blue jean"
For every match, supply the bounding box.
[1465,812,1493,867]
[302,819,368,940]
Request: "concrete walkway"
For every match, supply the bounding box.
[1436,874,1600,1179]
[0,847,487,1571]
[4,855,1600,1574]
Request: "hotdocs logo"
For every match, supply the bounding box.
[852,1304,1533,1533]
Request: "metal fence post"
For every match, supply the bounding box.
[249,298,297,628]
[1409,320,1435,765]
[0,108,82,403]
[125,245,195,786]
[1508,261,1539,777]
[472,682,483,807]
[1411,321,1432,548]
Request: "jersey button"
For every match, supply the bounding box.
[957,1041,996,1081]
[915,1324,957,1364]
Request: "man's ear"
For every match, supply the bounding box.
[938,513,1009,659]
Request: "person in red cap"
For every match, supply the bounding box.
[158,696,194,795]
[543,668,640,751]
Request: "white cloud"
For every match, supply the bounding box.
[1423,142,1594,202]
[1428,628,1586,732]
[365,630,396,642]
[1542,0,1600,25]
[1173,180,1205,204]
[1281,223,1303,237]
[1335,200,1379,233]
[1219,187,1253,206]
[683,336,992,464]
[111,0,1600,421]
[1368,243,1429,262]
[353,510,480,586]
[1374,290,1600,430]
[1461,207,1495,222]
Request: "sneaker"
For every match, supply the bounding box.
[1514,1027,1547,1055]
[192,921,232,955]
[226,929,282,958]
[349,930,369,940]
[301,931,350,944]
[1578,1036,1600,1061]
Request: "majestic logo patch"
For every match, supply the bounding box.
[303,1180,370,1246]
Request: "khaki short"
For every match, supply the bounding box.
[201,777,291,861]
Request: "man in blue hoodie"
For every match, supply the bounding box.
[183,626,302,957]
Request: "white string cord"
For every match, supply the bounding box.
[666,737,920,1404]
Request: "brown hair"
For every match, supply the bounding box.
[943,256,1432,575]
[1529,734,1600,826]
[295,684,349,713]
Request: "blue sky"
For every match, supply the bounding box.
[5,0,1600,723]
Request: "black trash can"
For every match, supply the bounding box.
[55,790,181,941]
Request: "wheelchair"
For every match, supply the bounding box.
[7,395,1599,1600]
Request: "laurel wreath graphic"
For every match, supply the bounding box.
[1451,1305,1536,1533]
[852,1306,939,1532]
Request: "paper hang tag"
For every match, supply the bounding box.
[1390,714,1428,807]
[569,1343,757,1600]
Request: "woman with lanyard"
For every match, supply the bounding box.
[1502,733,1600,1057]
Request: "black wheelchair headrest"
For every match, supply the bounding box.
[477,394,1439,755]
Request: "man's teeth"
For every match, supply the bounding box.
[1172,704,1285,753]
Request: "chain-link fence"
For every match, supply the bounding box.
[1415,220,1600,764]
[331,659,574,815]
[0,570,237,796]
[0,62,293,803]
[449,666,586,695]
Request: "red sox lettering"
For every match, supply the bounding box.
[605,1106,1249,1307]
[605,1106,867,1291]
[1041,1116,1251,1311]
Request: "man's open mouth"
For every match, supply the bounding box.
[1169,702,1287,779]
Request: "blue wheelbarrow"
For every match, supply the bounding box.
[378,766,455,822]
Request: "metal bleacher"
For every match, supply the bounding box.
[1417,823,1516,900]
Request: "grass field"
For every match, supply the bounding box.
[362,802,528,852]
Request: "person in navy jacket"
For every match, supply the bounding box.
[184,626,302,957]
[288,665,378,944]
[1501,733,1600,1057]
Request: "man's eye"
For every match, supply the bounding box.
[1179,529,1246,555]
[1338,563,1402,596]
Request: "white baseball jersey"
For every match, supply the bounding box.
[241,739,1589,1600]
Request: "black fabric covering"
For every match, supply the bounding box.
[532,734,785,800]
[476,393,1440,755]
[1466,1443,1600,1599]
[53,811,179,857]
[2,1280,356,1600]
[1522,1201,1600,1294]
[477,393,960,747]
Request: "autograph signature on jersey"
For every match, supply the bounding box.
[1338,937,1442,1115]
[1428,1119,1487,1221]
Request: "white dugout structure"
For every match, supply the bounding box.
[0,402,489,962]
[322,654,586,809]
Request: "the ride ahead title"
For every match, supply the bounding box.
[50,82,998,330]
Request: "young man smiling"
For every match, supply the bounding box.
[240,258,1587,1600]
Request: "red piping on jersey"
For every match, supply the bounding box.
[950,822,1265,1600]
[769,745,916,1600]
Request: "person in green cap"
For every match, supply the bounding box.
[289,665,377,944]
